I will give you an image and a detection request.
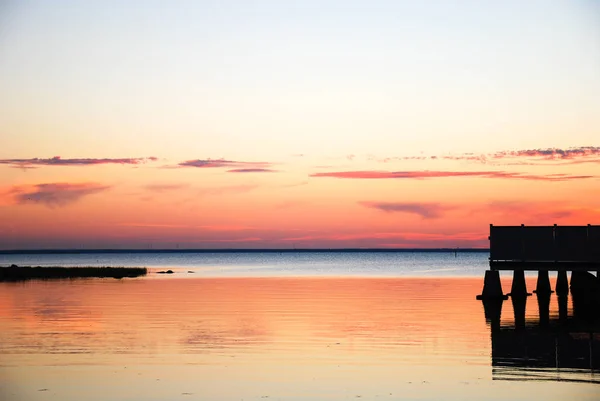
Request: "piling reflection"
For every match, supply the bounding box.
[483,293,600,383]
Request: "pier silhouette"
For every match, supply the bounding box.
[478,224,600,300]
[482,292,600,383]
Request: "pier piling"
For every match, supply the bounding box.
[556,270,569,295]
[508,269,531,298]
[535,270,553,295]
[477,270,507,300]
[511,296,527,329]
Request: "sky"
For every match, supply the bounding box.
[0,0,599,249]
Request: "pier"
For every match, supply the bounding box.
[477,224,600,300]
[481,295,600,382]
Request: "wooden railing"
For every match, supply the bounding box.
[490,224,600,263]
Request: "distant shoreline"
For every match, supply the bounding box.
[0,248,490,255]
[0,266,147,281]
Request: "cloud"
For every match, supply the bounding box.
[178,159,272,169]
[144,183,190,192]
[196,184,258,196]
[310,170,593,181]
[277,231,487,248]
[0,156,157,169]
[116,223,254,231]
[492,146,600,160]
[207,237,262,242]
[8,183,110,207]
[278,181,309,188]
[227,168,278,173]
[360,201,450,219]
[483,201,577,221]
[369,146,600,165]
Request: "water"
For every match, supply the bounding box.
[1,253,599,400]
[0,251,490,277]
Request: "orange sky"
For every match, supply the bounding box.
[0,1,599,249]
[0,152,598,249]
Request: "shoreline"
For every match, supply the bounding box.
[0,265,147,281]
[0,248,490,255]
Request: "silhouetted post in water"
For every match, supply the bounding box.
[482,298,503,331]
[508,269,530,298]
[558,294,568,322]
[537,293,551,327]
[477,270,507,300]
[534,270,553,295]
[556,270,569,295]
[511,296,527,329]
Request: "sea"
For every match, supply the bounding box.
[0,251,598,400]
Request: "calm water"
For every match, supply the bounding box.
[1,253,599,400]
[0,251,492,277]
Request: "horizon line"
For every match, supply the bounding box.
[0,248,490,255]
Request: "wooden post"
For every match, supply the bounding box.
[558,293,568,322]
[521,223,525,262]
[489,224,493,266]
[535,270,553,295]
[511,295,527,329]
[537,292,551,327]
[509,269,530,298]
[556,270,569,295]
[477,270,507,300]
[482,298,503,331]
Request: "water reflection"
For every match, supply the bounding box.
[1,277,599,401]
[482,293,600,383]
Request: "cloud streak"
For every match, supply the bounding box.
[0,156,157,169]
[310,170,593,181]
[227,168,278,173]
[370,146,600,165]
[196,184,258,196]
[178,159,273,169]
[144,183,190,192]
[8,183,110,208]
[492,146,600,160]
[360,201,450,219]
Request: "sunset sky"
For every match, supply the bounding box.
[1,0,599,249]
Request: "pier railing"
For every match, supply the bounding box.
[489,224,600,270]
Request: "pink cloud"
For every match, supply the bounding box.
[0,156,157,169]
[227,168,278,173]
[369,146,600,165]
[144,183,190,192]
[360,201,451,219]
[178,159,272,169]
[492,146,600,160]
[196,185,258,196]
[8,183,110,208]
[310,170,593,181]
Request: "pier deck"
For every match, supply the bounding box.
[478,224,600,300]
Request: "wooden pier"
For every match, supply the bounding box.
[477,224,600,300]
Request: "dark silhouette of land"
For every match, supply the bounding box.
[0,265,147,281]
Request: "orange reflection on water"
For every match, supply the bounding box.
[0,278,489,359]
[0,277,598,401]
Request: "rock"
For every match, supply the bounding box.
[166,270,173,274]
[187,271,194,273]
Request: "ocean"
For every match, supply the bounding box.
[0,251,598,400]
[0,250,491,277]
